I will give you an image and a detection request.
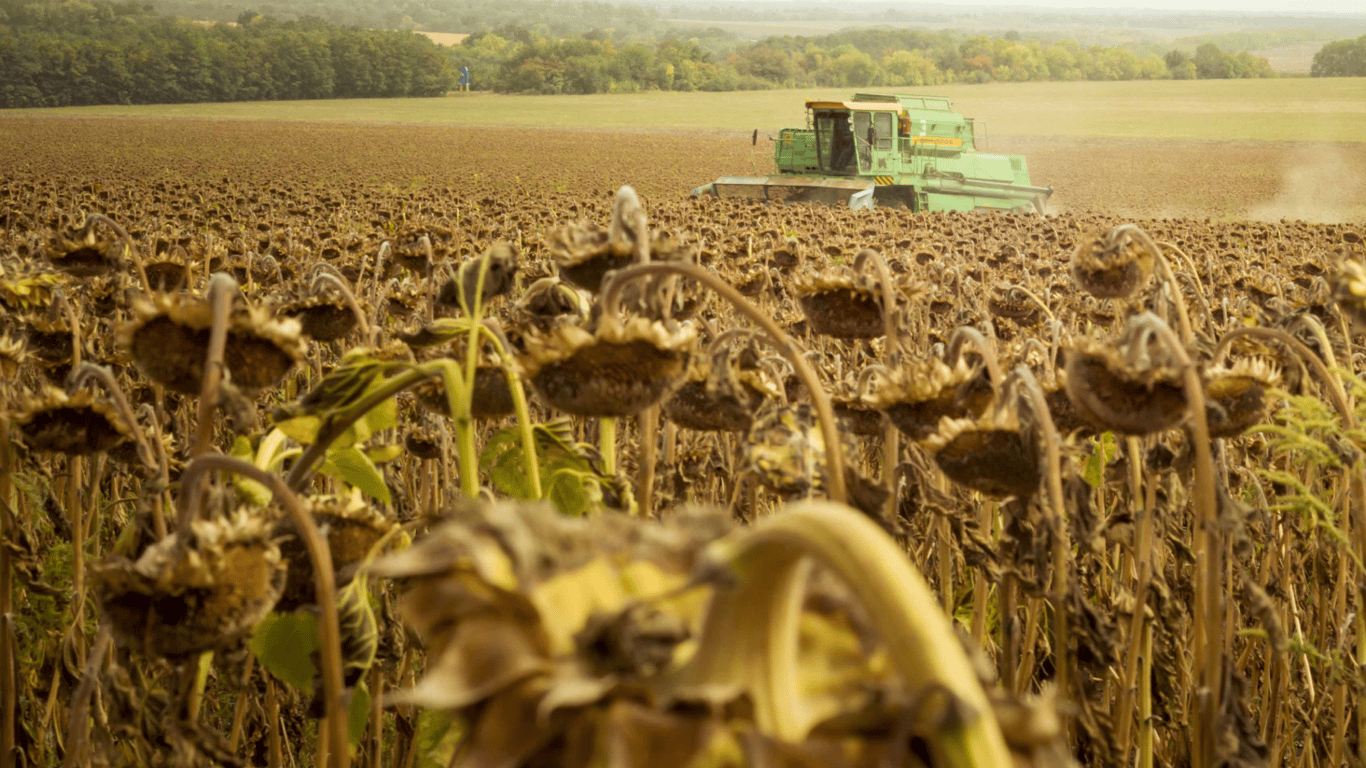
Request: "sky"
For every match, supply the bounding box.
[734,0,1366,15]
[950,0,1366,11]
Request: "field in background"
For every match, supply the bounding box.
[3,113,1363,222]
[414,31,469,46]
[7,78,1365,143]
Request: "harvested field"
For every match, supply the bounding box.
[3,110,1366,768]
[4,116,1362,221]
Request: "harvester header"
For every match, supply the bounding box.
[693,92,1052,213]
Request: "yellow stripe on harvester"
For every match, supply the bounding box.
[875,176,895,185]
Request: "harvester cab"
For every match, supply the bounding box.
[693,93,1052,213]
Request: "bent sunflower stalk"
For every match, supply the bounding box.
[1126,312,1218,768]
[669,500,1012,766]
[177,454,350,768]
[601,261,847,503]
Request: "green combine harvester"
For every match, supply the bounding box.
[693,93,1052,213]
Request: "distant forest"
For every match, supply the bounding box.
[0,0,454,106]
[4,0,1361,107]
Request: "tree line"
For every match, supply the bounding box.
[0,1,454,107]
[453,27,1273,94]
[1,0,1287,107]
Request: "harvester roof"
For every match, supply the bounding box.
[804,99,903,112]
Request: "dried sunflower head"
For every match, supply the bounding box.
[829,371,884,437]
[13,386,132,455]
[743,401,843,497]
[519,317,696,418]
[791,265,884,339]
[869,358,991,442]
[987,285,1044,327]
[280,281,362,343]
[1062,336,1187,436]
[390,230,439,273]
[515,276,589,334]
[404,424,443,460]
[438,241,519,310]
[23,313,76,366]
[0,333,33,378]
[42,221,125,277]
[1069,228,1155,300]
[384,278,425,317]
[120,293,305,395]
[1204,357,1280,439]
[662,337,777,433]
[275,492,397,611]
[96,509,285,658]
[1331,256,1366,329]
[546,220,634,293]
[924,409,1040,499]
[0,264,63,313]
[144,245,193,292]
[413,364,515,420]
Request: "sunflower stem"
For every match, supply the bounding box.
[600,417,618,476]
[190,274,238,458]
[85,213,151,296]
[1011,365,1072,712]
[178,455,348,768]
[637,406,658,516]
[601,261,846,504]
[853,249,902,523]
[1129,312,1218,768]
[61,624,111,768]
[678,500,1012,765]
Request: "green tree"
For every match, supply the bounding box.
[732,45,795,85]
[1193,42,1233,78]
[1310,35,1366,76]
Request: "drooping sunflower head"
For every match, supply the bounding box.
[869,358,992,442]
[1069,227,1155,300]
[42,221,125,278]
[1062,336,1187,436]
[0,334,32,379]
[546,220,634,294]
[1204,357,1280,439]
[13,386,132,455]
[924,408,1040,500]
[438,241,520,310]
[276,492,397,611]
[662,336,777,433]
[791,265,884,339]
[120,292,305,395]
[519,317,696,418]
[96,509,285,658]
[279,278,363,343]
[143,244,194,292]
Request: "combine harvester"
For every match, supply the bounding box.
[693,92,1052,213]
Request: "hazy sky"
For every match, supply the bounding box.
[795,0,1366,13]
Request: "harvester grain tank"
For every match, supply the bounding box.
[693,93,1052,213]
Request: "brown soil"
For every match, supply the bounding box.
[2,116,1361,222]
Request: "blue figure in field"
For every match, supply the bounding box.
[460,66,471,92]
